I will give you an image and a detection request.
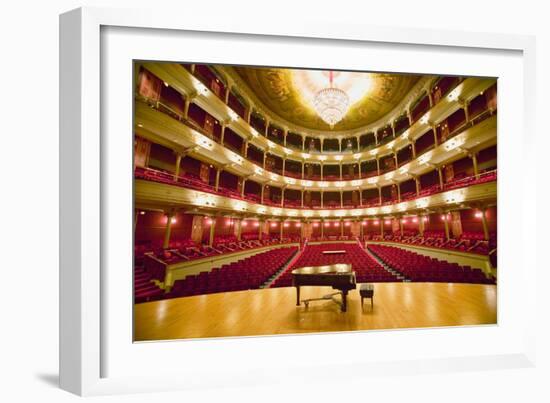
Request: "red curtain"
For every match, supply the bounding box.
[134,137,150,168]
[137,69,161,101]
[199,163,210,183]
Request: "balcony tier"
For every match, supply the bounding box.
[135,102,496,192]
[140,61,496,161]
[135,178,496,219]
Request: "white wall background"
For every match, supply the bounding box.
[0,0,548,402]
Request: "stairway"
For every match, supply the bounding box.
[364,246,409,282]
[260,248,302,289]
[134,265,164,303]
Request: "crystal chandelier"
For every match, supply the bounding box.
[313,71,350,128]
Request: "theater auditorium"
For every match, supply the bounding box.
[133,63,497,341]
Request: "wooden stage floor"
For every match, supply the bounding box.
[134,282,497,341]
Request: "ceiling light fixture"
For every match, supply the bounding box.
[312,71,350,128]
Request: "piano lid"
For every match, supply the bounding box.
[291,263,352,275]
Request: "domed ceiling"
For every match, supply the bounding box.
[230,66,424,132]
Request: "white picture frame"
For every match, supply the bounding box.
[60,6,537,396]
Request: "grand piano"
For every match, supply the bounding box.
[291,264,356,312]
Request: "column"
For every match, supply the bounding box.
[220,124,226,145]
[215,168,221,191]
[359,189,363,206]
[394,152,398,168]
[235,219,242,241]
[183,98,191,119]
[282,158,286,176]
[374,132,379,145]
[301,189,304,208]
[265,120,270,137]
[321,191,324,208]
[391,122,396,137]
[443,213,450,240]
[320,162,324,180]
[357,136,361,152]
[280,221,284,241]
[411,141,416,158]
[173,153,182,181]
[258,220,263,240]
[281,188,285,207]
[241,178,247,197]
[380,219,384,237]
[320,138,324,153]
[463,101,470,124]
[263,152,266,169]
[338,138,342,152]
[480,208,490,241]
[376,158,380,176]
[301,161,305,179]
[283,129,288,147]
[399,217,404,237]
[224,85,231,104]
[321,220,324,239]
[134,209,139,234]
[340,220,344,237]
[358,160,362,178]
[359,219,364,241]
[378,186,382,205]
[208,217,216,246]
[261,185,265,204]
[471,153,479,177]
[407,108,413,126]
[302,136,306,151]
[339,163,343,180]
[340,190,343,208]
[427,89,433,107]
[397,183,401,202]
[432,125,438,147]
[163,212,174,249]
[415,177,420,196]
[438,167,444,189]
[418,214,425,237]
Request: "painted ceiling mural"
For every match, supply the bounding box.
[231,66,424,132]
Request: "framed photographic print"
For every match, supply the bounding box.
[60,6,537,396]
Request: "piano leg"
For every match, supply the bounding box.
[341,290,348,312]
[296,286,300,306]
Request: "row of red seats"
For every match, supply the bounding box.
[166,247,298,298]
[401,171,497,200]
[361,231,494,255]
[135,166,215,194]
[134,264,164,303]
[271,243,398,288]
[307,236,354,242]
[397,231,495,255]
[418,184,441,197]
[444,170,497,191]
[367,244,495,284]
[138,236,300,282]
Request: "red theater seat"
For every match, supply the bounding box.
[271,243,399,288]
[367,244,495,284]
[166,246,299,298]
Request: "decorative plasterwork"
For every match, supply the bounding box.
[222,66,436,137]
